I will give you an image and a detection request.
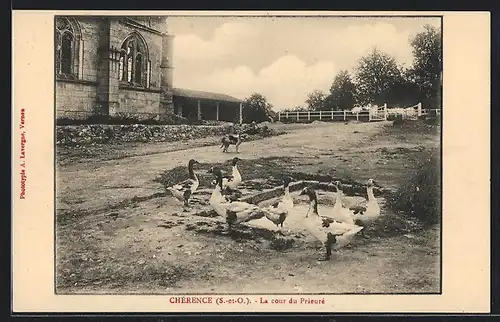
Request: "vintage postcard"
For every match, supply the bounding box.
[11,11,490,313]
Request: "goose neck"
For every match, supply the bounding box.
[367,187,375,201]
[188,163,197,180]
[210,184,223,203]
[307,195,319,217]
[334,189,343,207]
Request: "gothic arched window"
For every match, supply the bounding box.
[119,33,151,88]
[135,52,143,84]
[55,17,82,79]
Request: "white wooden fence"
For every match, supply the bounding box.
[277,104,389,122]
[277,102,441,123]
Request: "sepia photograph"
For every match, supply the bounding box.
[53,14,444,295]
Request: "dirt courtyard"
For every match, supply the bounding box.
[55,120,441,294]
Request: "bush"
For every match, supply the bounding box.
[280,118,314,124]
[391,114,405,125]
[386,154,441,226]
[424,116,441,126]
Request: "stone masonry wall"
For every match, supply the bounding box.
[78,17,102,82]
[56,17,173,120]
[113,20,165,116]
[118,89,161,116]
[114,21,163,90]
[56,124,233,146]
[56,82,97,119]
[55,17,101,118]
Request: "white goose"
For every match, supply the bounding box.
[348,178,381,238]
[330,181,356,225]
[209,167,265,231]
[165,159,200,208]
[299,186,364,261]
[262,177,294,232]
[211,157,243,192]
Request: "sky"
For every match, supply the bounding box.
[168,16,441,111]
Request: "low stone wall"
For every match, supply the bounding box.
[56,124,233,146]
[56,124,284,147]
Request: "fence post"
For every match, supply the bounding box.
[296,112,299,121]
[331,108,334,120]
[308,111,311,121]
[319,110,322,121]
[356,112,359,122]
[286,112,289,120]
[278,112,281,122]
[417,102,422,117]
[384,103,388,120]
[343,110,346,121]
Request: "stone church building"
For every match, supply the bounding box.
[55,15,243,123]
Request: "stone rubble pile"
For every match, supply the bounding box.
[56,124,233,146]
[56,124,284,147]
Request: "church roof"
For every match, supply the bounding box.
[172,88,243,103]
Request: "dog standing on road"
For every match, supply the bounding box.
[220,132,247,153]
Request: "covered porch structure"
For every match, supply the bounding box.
[172,88,243,123]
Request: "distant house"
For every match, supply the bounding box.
[55,15,243,123]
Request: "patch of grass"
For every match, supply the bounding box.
[386,153,441,226]
[391,118,440,135]
[153,157,297,192]
[153,156,387,197]
[424,116,441,126]
[366,211,426,238]
[270,237,296,251]
[156,158,360,204]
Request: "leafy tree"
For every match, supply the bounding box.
[305,90,327,111]
[354,47,403,106]
[324,70,357,111]
[242,93,274,123]
[386,67,422,107]
[408,24,442,109]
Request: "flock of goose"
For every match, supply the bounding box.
[165,157,381,261]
